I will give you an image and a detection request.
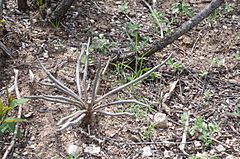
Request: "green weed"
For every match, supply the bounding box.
[36,0,44,8]
[90,36,115,55]
[189,117,218,147]
[0,96,28,137]
[150,9,173,35]
[113,55,161,83]
[126,22,150,52]
[226,104,240,117]
[199,71,208,78]
[166,58,183,71]
[234,52,240,61]
[171,1,193,17]
[203,89,213,101]
[141,123,156,141]
[119,3,128,13]
[209,57,223,67]
[224,2,234,14]
[208,10,220,25]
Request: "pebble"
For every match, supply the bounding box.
[142,146,152,157]
[66,144,80,157]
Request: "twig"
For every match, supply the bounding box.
[102,57,110,75]
[2,69,21,159]
[179,111,189,155]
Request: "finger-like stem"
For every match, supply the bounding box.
[76,46,85,98]
[37,57,84,105]
[57,113,86,131]
[96,110,134,117]
[82,38,91,101]
[25,95,83,108]
[90,61,102,107]
[57,110,86,125]
[96,53,172,102]
[94,99,148,111]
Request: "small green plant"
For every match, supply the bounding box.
[234,52,240,61]
[209,57,223,67]
[224,2,234,14]
[189,117,218,147]
[171,1,193,17]
[49,19,61,28]
[126,22,150,52]
[36,0,44,8]
[236,32,240,40]
[208,10,220,25]
[0,96,27,137]
[150,9,173,35]
[90,36,114,55]
[166,58,183,71]
[119,3,128,13]
[141,123,156,141]
[226,104,240,117]
[199,71,208,77]
[203,89,213,101]
[65,155,74,159]
[113,55,161,83]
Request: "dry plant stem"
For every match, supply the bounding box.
[96,52,172,103]
[37,57,84,106]
[26,95,83,108]
[90,61,102,107]
[3,69,21,159]
[76,46,85,98]
[94,99,148,111]
[179,111,189,155]
[58,113,86,131]
[102,57,111,75]
[97,110,133,117]
[83,38,91,101]
[57,110,86,125]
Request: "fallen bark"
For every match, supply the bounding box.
[111,0,224,63]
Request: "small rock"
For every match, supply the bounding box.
[142,146,152,157]
[216,144,226,152]
[163,150,174,158]
[154,112,168,129]
[182,36,192,45]
[194,141,201,147]
[84,145,101,155]
[66,144,80,157]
